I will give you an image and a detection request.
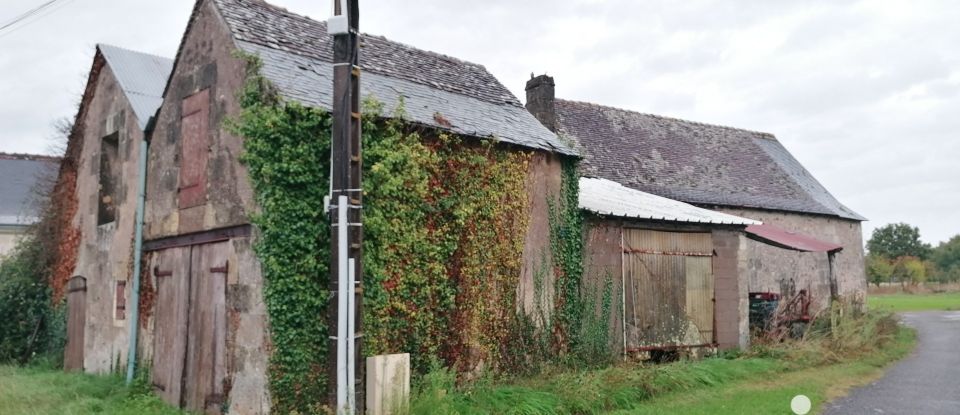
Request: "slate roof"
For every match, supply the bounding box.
[98,44,173,129]
[555,99,865,220]
[579,177,760,226]
[210,0,574,155]
[0,153,59,226]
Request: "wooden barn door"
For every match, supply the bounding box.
[151,246,191,405]
[151,242,228,414]
[64,276,87,371]
[623,229,715,351]
[183,242,228,413]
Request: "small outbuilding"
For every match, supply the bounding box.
[579,177,760,354]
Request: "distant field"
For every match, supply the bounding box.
[869,292,960,312]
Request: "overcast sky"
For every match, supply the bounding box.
[1,0,958,245]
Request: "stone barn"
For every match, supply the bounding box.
[60,0,575,413]
[57,44,173,373]
[526,75,867,312]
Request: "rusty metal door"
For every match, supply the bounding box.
[182,242,228,414]
[64,276,86,371]
[623,229,714,351]
[151,246,191,405]
[150,241,227,414]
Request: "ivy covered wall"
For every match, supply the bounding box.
[230,56,560,412]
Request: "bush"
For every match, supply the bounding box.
[0,237,65,365]
[748,301,901,366]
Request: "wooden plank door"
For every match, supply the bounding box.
[64,276,87,371]
[151,246,192,405]
[182,241,228,414]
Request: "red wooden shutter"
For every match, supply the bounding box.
[115,280,127,320]
[179,89,210,209]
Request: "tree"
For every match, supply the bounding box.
[891,256,927,286]
[931,235,960,282]
[866,254,894,287]
[867,223,932,260]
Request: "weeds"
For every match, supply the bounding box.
[407,306,911,415]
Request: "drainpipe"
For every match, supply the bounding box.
[125,131,149,385]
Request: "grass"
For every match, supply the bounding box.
[613,322,916,415]
[0,365,186,415]
[407,308,916,415]
[868,291,960,312]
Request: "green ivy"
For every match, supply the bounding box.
[231,54,332,413]
[231,52,534,412]
[548,159,585,352]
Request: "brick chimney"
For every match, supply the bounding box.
[525,74,557,132]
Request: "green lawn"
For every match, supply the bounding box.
[869,292,960,312]
[0,365,185,415]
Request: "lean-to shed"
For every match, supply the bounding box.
[579,177,761,353]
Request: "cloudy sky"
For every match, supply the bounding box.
[1,0,958,244]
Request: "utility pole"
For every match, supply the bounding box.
[328,0,363,413]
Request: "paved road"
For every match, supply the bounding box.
[823,311,960,415]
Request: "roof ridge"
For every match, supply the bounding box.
[97,43,173,64]
[0,152,61,161]
[236,0,490,72]
[556,98,777,139]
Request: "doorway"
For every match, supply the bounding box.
[150,241,229,414]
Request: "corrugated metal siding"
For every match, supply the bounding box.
[685,256,714,343]
[623,229,714,349]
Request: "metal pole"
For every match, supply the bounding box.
[125,137,148,385]
[329,0,363,412]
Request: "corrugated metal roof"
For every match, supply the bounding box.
[579,177,761,226]
[97,44,173,129]
[745,223,843,253]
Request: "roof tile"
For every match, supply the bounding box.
[555,99,865,220]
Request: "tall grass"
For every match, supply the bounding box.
[407,307,908,415]
[0,365,185,415]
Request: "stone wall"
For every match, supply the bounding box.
[713,207,867,309]
[144,1,254,241]
[70,60,143,374]
[712,230,749,349]
[141,1,269,413]
[518,151,563,320]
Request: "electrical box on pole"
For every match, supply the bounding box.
[328,0,363,413]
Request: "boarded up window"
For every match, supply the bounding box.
[179,89,210,209]
[114,280,127,320]
[623,229,715,350]
[98,132,120,225]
